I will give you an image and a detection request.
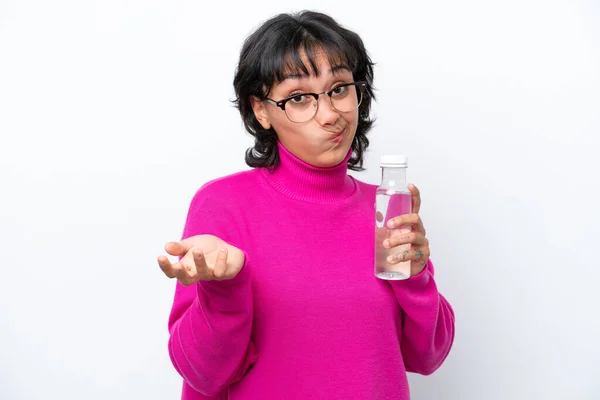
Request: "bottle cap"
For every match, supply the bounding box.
[380,155,408,167]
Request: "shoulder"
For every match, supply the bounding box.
[181,169,262,241]
[350,175,378,196]
[190,169,261,206]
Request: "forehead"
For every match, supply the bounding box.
[277,46,351,82]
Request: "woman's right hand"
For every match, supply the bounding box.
[157,235,245,285]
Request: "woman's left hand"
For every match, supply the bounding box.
[382,184,431,276]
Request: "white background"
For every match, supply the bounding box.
[1,0,599,399]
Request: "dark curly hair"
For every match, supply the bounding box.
[232,10,376,171]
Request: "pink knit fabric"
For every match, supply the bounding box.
[167,142,455,399]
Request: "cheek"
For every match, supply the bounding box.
[267,111,292,132]
[270,116,309,142]
[345,111,360,133]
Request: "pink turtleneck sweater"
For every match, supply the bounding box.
[167,142,455,400]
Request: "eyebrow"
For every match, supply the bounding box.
[281,65,350,80]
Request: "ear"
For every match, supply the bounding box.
[250,96,272,130]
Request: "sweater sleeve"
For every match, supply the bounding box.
[167,184,257,397]
[389,259,455,375]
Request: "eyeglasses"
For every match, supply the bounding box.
[264,81,367,123]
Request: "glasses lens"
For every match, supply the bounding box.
[285,95,318,123]
[331,84,362,113]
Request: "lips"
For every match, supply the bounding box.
[330,129,345,143]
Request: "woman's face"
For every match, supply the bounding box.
[251,51,360,168]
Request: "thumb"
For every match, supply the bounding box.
[165,241,191,256]
[408,183,421,214]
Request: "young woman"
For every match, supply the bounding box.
[158,10,455,400]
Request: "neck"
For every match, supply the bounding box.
[261,141,357,204]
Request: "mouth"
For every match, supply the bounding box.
[330,129,345,143]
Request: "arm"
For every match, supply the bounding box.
[166,187,257,397]
[390,259,455,375]
[383,184,455,375]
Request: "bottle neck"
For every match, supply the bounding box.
[380,166,408,191]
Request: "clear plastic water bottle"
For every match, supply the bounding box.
[374,155,412,280]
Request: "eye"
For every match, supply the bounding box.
[331,85,348,96]
[288,94,310,105]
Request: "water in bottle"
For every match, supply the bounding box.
[374,155,412,280]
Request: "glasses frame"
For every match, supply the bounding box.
[264,81,368,123]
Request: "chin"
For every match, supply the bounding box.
[317,146,351,168]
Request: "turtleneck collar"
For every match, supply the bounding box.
[260,141,357,204]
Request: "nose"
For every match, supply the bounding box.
[314,94,339,126]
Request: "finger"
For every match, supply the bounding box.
[383,232,427,249]
[192,248,213,281]
[165,241,192,257]
[158,255,176,278]
[386,213,422,231]
[387,247,430,264]
[409,184,421,214]
[213,248,229,280]
[411,214,426,236]
[173,260,197,286]
[173,268,191,286]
